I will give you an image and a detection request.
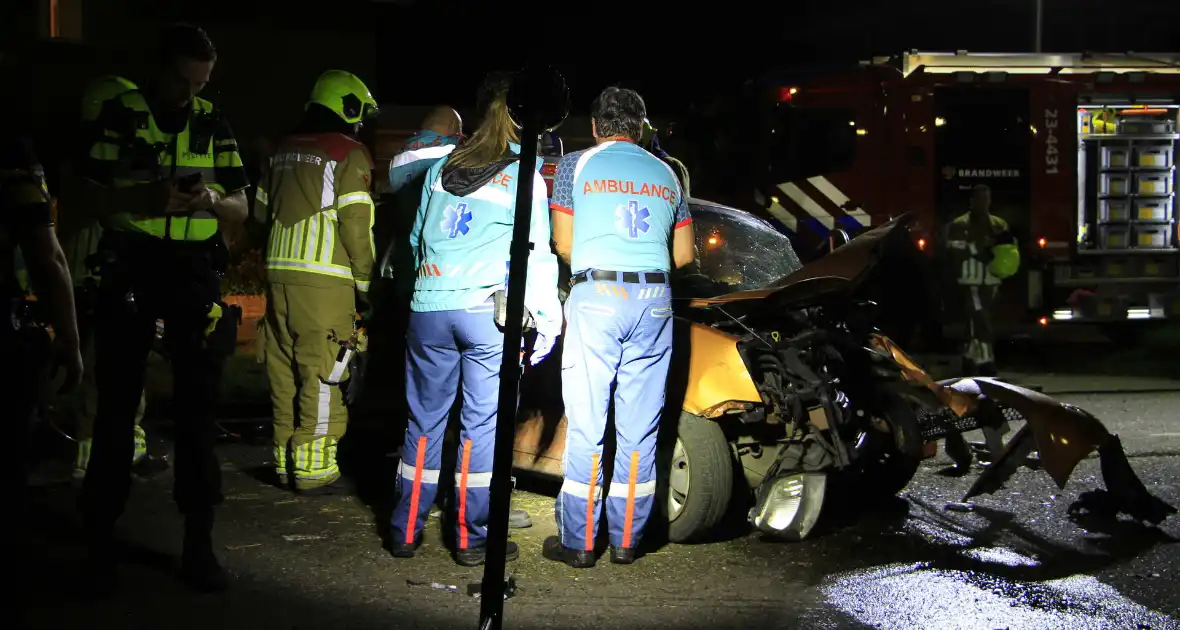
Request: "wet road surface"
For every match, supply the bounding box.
[20,377,1180,630]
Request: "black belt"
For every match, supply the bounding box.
[570,270,668,287]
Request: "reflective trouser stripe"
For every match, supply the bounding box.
[405,435,428,545]
[316,347,352,437]
[76,425,148,471]
[622,451,639,549]
[458,439,472,549]
[290,437,340,479]
[585,453,599,552]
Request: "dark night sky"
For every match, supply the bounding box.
[124,0,1180,117]
[376,0,1180,115]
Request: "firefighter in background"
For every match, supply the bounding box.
[255,70,378,493]
[545,87,696,568]
[64,75,157,482]
[388,72,562,566]
[78,23,251,592]
[946,184,1020,376]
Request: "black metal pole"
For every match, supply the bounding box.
[478,102,540,630]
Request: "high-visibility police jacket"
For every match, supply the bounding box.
[81,88,251,242]
[255,132,376,294]
[947,212,1012,286]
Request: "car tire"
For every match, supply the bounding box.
[662,411,734,544]
[849,391,922,498]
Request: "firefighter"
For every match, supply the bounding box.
[78,23,251,592]
[255,70,378,493]
[544,87,696,568]
[64,75,157,482]
[388,72,562,566]
[946,184,1020,376]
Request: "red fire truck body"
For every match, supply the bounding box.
[761,51,1180,329]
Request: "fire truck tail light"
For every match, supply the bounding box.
[917,238,927,250]
[1038,237,1047,248]
[1038,316,1049,326]
[778,87,798,102]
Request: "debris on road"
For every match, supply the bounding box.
[281,534,325,542]
[945,501,977,513]
[407,580,459,593]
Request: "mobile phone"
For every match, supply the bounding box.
[175,172,202,192]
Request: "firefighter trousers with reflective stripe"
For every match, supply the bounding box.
[390,299,502,550]
[557,279,673,552]
[73,322,147,472]
[81,242,227,527]
[262,282,356,481]
[962,284,998,369]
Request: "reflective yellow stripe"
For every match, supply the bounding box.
[256,186,269,205]
[88,93,221,241]
[266,207,353,280]
[337,192,371,207]
[266,259,353,279]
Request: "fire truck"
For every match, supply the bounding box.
[729,51,1180,335]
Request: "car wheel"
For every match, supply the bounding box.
[849,391,922,498]
[664,411,734,543]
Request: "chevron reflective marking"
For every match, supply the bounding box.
[806,175,872,227]
[766,201,798,232]
[777,182,835,228]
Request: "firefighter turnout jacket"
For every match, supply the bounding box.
[256,133,376,295]
[946,212,1019,286]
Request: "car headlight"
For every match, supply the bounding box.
[749,472,826,540]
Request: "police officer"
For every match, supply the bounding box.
[77,23,251,592]
[255,70,378,493]
[63,75,156,482]
[544,87,696,568]
[945,184,1020,376]
[389,72,562,566]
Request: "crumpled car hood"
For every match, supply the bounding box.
[687,214,913,309]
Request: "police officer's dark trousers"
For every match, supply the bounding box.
[81,232,230,568]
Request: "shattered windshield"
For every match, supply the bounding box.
[688,201,803,291]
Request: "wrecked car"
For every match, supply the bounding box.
[511,200,1176,543]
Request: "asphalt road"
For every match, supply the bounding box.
[19,375,1180,630]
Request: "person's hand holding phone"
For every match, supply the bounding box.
[165,173,220,215]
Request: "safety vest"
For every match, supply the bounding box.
[91,90,226,242]
[947,212,1012,286]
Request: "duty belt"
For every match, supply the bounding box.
[570,270,668,288]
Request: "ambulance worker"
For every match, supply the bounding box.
[544,87,695,568]
[388,72,563,566]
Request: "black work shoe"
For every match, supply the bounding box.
[180,545,228,593]
[509,509,533,529]
[609,546,638,565]
[541,536,595,569]
[454,541,519,567]
[389,538,422,558]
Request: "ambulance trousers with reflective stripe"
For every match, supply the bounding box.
[82,239,227,528]
[557,279,673,552]
[390,299,502,550]
[263,282,357,484]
